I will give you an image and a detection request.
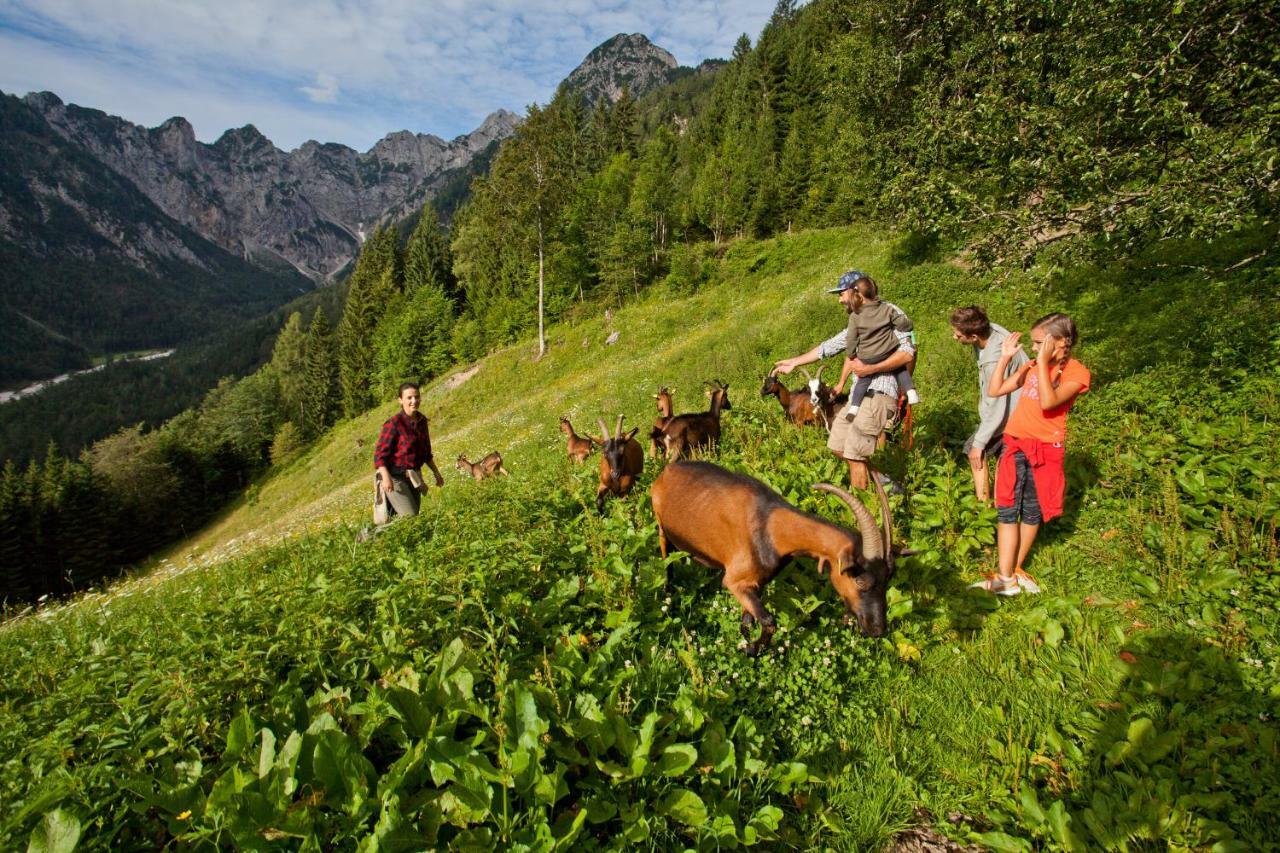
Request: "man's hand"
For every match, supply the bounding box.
[434,472,445,488]
[847,358,876,378]
[773,357,799,375]
[377,467,393,494]
[967,446,985,469]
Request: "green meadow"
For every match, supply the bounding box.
[2,226,1277,850]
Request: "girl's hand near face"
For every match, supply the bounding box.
[1037,334,1058,366]
[1001,331,1023,360]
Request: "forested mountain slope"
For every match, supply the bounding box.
[2,224,1275,850]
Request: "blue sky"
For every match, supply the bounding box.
[0,0,777,152]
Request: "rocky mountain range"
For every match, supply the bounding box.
[0,31,697,385]
[23,92,519,282]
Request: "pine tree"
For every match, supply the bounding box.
[0,461,30,602]
[403,205,457,300]
[338,227,401,416]
[303,310,339,439]
[268,312,308,426]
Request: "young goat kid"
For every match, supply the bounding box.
[559,417,595,463]
[651,461,895,655]
[658,381,731,461]
[456,451,509,480]
[595,415,644,513]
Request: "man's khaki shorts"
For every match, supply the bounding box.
[827,393,897,461]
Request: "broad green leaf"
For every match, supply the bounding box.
[225,708,254,759]
[1046,801,1084,851]
[1126,718,1155,748]
[658,788,708,827]
[257,728,277,779]
[748,805,783,833]
[27,809,80,853]
[1019,784,1045,826]
[971,831,1031,851]
[656,744,698,777]
[312,730,374,816]
[628,711,659,776]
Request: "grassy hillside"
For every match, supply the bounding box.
[2,226,1277,850]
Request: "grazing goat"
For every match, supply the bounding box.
[649,387,675,458]
[651,461,894,655]
[760,370,821,427]
[658,381,732,461]
[595,415,644,513]
[559,417,595,463]
[456,452,509,480]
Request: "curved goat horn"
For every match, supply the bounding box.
[812,483,883,562]
[614,414,625,439]
[799,366,814,385]
[815,364,825,385]
[597,418,610,442]
[867,466,894,561]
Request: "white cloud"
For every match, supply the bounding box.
[0,0,777,149]
[300,72,339,104]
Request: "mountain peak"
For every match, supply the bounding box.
[564,33,680,105]
[23,91,64,112]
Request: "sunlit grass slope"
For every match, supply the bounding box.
[2,225,1277,850]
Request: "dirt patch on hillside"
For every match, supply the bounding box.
[443,365,479,390]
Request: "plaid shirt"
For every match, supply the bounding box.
[374,411,433,473]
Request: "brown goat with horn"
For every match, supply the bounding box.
[651,460,894,655]
[559,417,595,463]
[657,380,732,461]
[456,451,509,480]
[761,369,822,427]
[649,387,675,458]
[595,414,644,513]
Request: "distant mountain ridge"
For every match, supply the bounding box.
[24,92,520,281]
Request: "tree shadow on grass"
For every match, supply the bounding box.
[1023,630,1280,849]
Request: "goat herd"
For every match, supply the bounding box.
[454,371,893,654]
[551,373,893,654]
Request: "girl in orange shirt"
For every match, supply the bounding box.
[971,313,1091,595]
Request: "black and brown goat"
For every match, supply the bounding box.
[800,366,849,431]
[649,387,675,458]
[651,460,894,655]
[658,381,731,461]
[559,417,595,463]
[595,415,644,513]
[456,452,509,480]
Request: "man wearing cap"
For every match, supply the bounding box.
[773,270,915,491]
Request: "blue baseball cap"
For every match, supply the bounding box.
[827,270,868,294]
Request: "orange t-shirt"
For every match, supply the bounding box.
[1004,358,1091,444]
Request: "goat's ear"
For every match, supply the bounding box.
[624,427,639,441]
[589,435,604,446]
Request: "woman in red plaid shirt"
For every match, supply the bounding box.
[374,382,445,519]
